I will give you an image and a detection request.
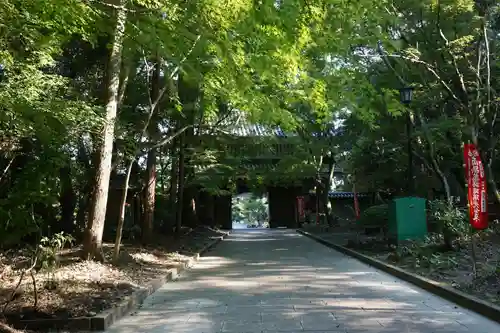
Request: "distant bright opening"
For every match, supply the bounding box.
[232,193,270,229]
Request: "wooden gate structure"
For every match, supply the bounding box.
[191,113,344,229]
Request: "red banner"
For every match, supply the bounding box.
[353,184,360,220]
[464,143,488,230]
[296,196,305,221]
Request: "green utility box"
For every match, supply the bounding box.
[388,197,427,244]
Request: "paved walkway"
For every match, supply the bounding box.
[106,230,499,333]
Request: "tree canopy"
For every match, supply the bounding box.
[0,0,499,256]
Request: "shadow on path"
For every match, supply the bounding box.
[105,229,499,333]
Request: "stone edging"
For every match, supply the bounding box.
[10,234,228,331]
[297,229,500,324]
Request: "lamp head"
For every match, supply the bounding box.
[399,86,414,105]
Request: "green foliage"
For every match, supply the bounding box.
[389,199,471,270]
[357,204,389,228]
[232,194,268,227]
[428,199,470,238]
[37,231,75,289]
[0,0,103,248]
[339,0,500,204]
[38,232,75,271]
[11,0,500,262]
[390,236,460,270]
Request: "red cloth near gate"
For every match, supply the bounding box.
[463,143,488,230]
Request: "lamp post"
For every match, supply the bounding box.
[399,87,414,195]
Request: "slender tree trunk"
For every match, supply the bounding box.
[175,132,186,235]
[176,73,199,229]
[313,154,324,224]
[75,139,92,235]
[59,164,77,234]
[323,154,335,225]
[415,111,455,249]
[180,126,198,228]
[82,0,127,261]
[113,159,134,262]
[167,139,179,232]
[169,150,179,204]
[182,185,199,227]
[75,188,89,234]
[159,148,165,193]
[113,71,185,254]
[486,163,500,204]
[143,149,156,242]
[142,58,160,243]
[315,177,322,224]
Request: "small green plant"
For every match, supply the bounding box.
[428,199,469,249]
[38,232,75,290]
[2,232,75,314]
[390,235,459,271]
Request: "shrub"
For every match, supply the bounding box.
[428,199,469,238]
[357,204,389,229]
[389,236,459,270]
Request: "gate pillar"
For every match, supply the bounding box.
[214,192,232,230]
[268,186,300,228]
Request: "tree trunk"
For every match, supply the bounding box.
[180,125,197,228]
[159,148,166,193]
[174,70,199,234]
[182,185,199,228]
[486,155,500,205]
[59,164,77,234]
[416,111,455,249]
[75,180,92,239]
[142,58,160,243]
[315,177,322,224]
[143,149,156,243]
[175,132,186,235]
[82,0,127,261]
[112,159,134,262]
[324,158,335,226]
[168,140,179,232]
[75,139,92,236]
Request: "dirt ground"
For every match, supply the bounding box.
[0,227,227,327]
[303,222,500,306]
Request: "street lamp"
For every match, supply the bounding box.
[399,86,414,105]
[399,86,414,195]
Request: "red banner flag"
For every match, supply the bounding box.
[353,185,360,220]
[463,143,488,230]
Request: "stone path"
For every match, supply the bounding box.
[105,230,500,333]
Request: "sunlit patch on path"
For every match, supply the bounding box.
[105,229,499,333]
